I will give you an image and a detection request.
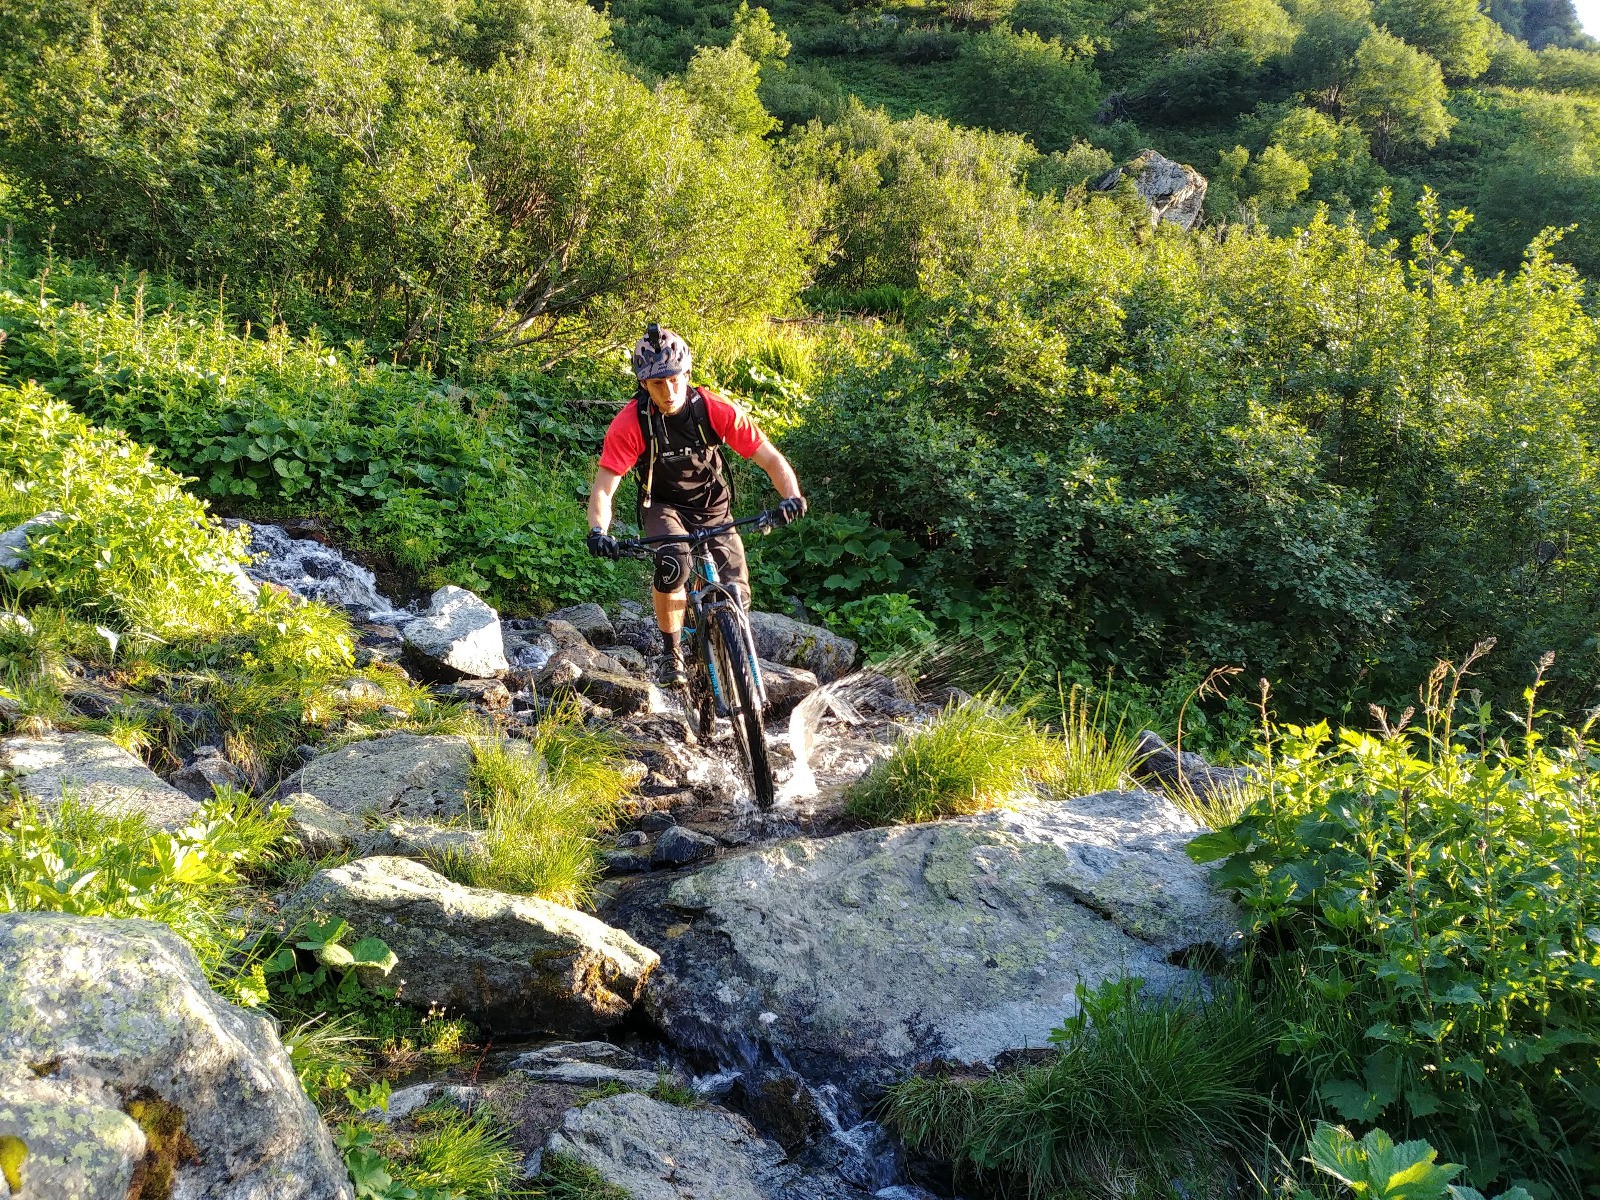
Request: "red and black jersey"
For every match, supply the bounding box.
[599,387,765,521]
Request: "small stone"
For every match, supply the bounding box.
[758,659,817,718]
[330,677,386,702]
[609,600,660,654]
[604,850,653,874]
[0,611,35,635]
[615,830,648,848]
[0,511,63,571]
[546,603,615,646]
[437,678,512,710]
[651,825,717,867]
[171,745,249,801]
[576,668,654,716]
[607,645,649,676]
[637,811,677,833]
[381,1082,483,1124]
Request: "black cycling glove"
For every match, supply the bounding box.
[587,529,621,559]
[772,496,808,526]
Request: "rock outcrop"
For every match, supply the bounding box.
[748,612,857,684]
[544,1092,871,1200]
[0,913,352,1200]
[403,585,510,680]
[1133,729,1254,802]
[625,791,1240,1101]
[1092,149,1208,229]
[284,856,658,1032]
[273,731,476,852]
[0,732,201,829]
[546,603,615,646]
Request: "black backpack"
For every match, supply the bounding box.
[634,385,737,513]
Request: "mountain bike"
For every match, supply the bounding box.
[615,512,779,809]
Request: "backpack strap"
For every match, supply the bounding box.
[633,386,736,514]
[691,387,737,510]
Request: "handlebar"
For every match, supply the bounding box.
[613,511,780,559]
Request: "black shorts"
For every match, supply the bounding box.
[643,504,749,607]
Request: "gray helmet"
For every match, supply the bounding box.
[631,323,692,381]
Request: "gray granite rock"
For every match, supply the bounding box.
[0,913,352,1200]
[759,659,818,717]
[274,732,475,831]
[0,732,200,829]
[403,585,509,680]
[633,791,1241,1101]
[171,745,249,801]
[747,612,857,684]
[1091,149,1208,229]
[1133,730,1253,804]
[0,511,62,571]
[546,603,615,646]
[283,857,658,1033]
[651,825,718,867]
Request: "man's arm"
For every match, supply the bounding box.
[751,443,802,502]
[588,466,624,531]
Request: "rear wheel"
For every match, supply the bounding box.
[709,607,774,809]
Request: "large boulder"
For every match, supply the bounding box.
[272,732,475,852]
[0,912,352,1200]
[747,612,857,684]
[283,856,658,1033]
[625,792,1240,1102]
[403,585,509,680]
[1092,149,1207,229]
[0,732,200,830]
[543,1092,870,1200]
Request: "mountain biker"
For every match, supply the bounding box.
[586,324,806,687]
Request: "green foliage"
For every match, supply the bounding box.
[1300,1122,1534,1200]
[1189,661,1600,1190]
[1347,29,1455,155]
[952,25,1102,152]
[0,792,291,991]
[844,692,1129,824]
[525,1154,631,1200]
[883,978,1273,1196]
[823,593,937,659]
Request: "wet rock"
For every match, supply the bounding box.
[546,603,615,647]
[576,667,655,715]
[760,659,818,717]
[0,732,200,830]
[611,599,661,654]
[65,683,122,719]
[604,850,654,874]
[171,744,249,801]
[544,1092,870,1200]
[1091,149,1207,229]
[0,511,62,571]
[274,732,475,831]
[651,825,718,867]
[631,792,1241,1102]
[608,645,650,676]
[283,856,658,1033]
[438,677,513,710]
[616,830,649,848]
[0,913,351,1200]
[748,612,857,684]
[1133,730,1253,805]
[509,1042,662,1091]
[403,585,510,680]
[230,520,402,620]
[638,811,678,833]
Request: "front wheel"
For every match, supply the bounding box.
[708,607,774,809]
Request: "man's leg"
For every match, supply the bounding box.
[643,506,691,685]
[708,530,751,609]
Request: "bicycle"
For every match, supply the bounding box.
[614,512,780,809]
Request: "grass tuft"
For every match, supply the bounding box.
[845,691,1134,825]
[527,1154,631,1200]
[884,980,1272,1198]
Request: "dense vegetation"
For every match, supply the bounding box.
[3,0,1600,1191]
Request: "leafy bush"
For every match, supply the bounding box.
[1301,1122,1533,1200]
[1190,659,1600,1190]
[0,791,291,994]
[823,592,936,659]
[884,978,1273,1197]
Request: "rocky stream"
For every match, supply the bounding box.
[0,522,1245,1200]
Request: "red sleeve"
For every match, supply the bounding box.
[701,389,766,459]
[598,402,644,476]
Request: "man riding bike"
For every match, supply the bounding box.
[586,324,806,687]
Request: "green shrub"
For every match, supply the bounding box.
[1300,1122,1534,1200]
[844,694,1092,824]
[823,592,936,659]
[1190,659,1600,1191]
[884,979,1273,1196]
[0,791,291,994]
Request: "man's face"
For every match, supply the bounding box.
[644,373,689,414]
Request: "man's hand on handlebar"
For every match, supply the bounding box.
[771,496,807,527]
[587,528,621,559]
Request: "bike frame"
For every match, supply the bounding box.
[617,515,771,714]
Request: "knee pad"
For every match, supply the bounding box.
[653,549,689,593]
